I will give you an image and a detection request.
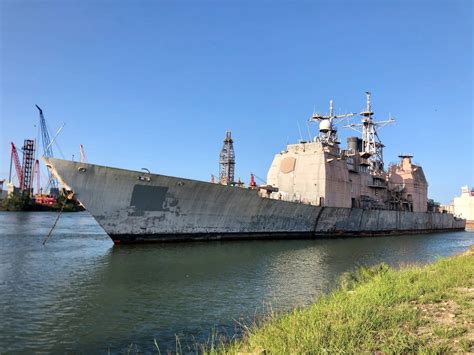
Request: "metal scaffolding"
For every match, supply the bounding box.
[219,131,235,185]
[21,139,35,192]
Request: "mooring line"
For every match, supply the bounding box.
[43,201,66,246]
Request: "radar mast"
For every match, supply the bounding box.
[344,92,395,173]
[310,99,356,145]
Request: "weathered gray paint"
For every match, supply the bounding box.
[45,158,466,243]
[130,185,170,212]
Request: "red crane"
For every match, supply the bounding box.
[10,142,23,188]
[249,173,257,188]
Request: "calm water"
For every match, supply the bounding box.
[0,212,472,353]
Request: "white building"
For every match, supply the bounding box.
[453,186,474,228]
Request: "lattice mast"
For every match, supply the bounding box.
[344,92,395,172]
[36,105,58,189]
[21,139,35,192]
[310,99,356,144]
[219,131,235,185]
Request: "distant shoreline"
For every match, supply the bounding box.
[0,195,84,212]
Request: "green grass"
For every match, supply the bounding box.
[210,247,474,354]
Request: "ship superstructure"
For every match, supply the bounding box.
[266,92,428,212]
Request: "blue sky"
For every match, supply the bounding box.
[1,0,472,203]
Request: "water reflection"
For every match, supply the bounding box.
[0,212,472,353]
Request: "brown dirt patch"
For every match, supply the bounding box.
[415,287,474,352]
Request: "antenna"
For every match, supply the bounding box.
[297,122,304,142]
[305,121,312,141]
[309,99,357,145]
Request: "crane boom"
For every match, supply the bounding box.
[36,105,58,189]
[10,142,23,188]
[79,144,87,163]
[45,123,65,152]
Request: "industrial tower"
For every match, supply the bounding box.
[21,139,35,192]
[219,131,235,185]
[344,92,395,173]
[8,140,36,194]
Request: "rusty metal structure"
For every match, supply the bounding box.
[219,131,235,185]
[21,139,35,192]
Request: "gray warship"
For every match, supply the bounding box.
[45,93,465,243]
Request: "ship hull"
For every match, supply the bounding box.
[45,158,466,244]
[109,228,465,244]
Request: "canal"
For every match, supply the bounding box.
[0,212,472,353]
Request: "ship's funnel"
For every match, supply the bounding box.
[347,137,362,153]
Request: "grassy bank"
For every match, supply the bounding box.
[213,246,473,354]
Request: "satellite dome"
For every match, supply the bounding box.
[319,119,331,132]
